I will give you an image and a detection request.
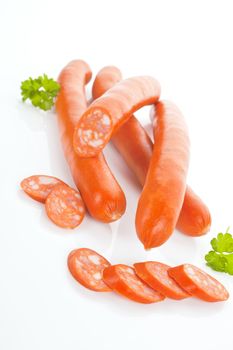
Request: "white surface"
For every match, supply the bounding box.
[0,1,233,349]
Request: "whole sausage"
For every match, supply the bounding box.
[73,76,161,157]
[56,60,126,222]
[92,67,211,237]
[103,264,165,303]
[92,66,122,100]
[176,188,211,236]
[168,264,229,302]
[20,175,65,203]
[136,101,190,248]
[134,261,189,300]
[68,248,111,292]
[92,67,158,186]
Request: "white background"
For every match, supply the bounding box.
[0,0,233,349]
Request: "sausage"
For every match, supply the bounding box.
[134,262,189,300]
[92,66,153,185]
[73,76,161,157]
[67,248,111,292]
[92,66,211,237]
[136,101,190,248]
[56,60,126,223]
[168,264,229,302]
[175,188,211,236]
[92,66,122,100]
[45,184,85,228]
[103,264,165,303]
[20,175,65,203]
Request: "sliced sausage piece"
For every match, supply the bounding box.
[136,101,190,248]
[134,262,189,300]
[20,175,64,203]
[103,264,165,304]
[56,60,126,223]
[73,76,161,157]
[45,184,85,228]
[67,248,111,292]
[92,67,211,237]
[168,264,229,302]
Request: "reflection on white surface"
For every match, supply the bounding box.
[106,220,121,260]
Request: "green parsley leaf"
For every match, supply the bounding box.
[211,227,233,253]
[21,74,60,111]
[205,251,227,272]
[205,227,233,275]
[225,254,233,275]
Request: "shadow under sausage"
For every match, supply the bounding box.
[65,265,227,319]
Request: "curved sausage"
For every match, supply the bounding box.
[67,248,111,292]
[92,66,211,237]
[73,76,161,157]
[92,66,122,100]
[20,175,65,203]
[134,262,189,300]
[168,264,229,302]
[45,184,85,228]
[56,60,126,223]
[103,264,165,303]
[136,101,190,248]
[175,188,211,236]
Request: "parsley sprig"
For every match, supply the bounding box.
[21,74,60,111]
[205,227,233,275]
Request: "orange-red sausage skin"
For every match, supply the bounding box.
[56,60,126,223]
[136,101,190,248]
[92,66,211,237]
[73,76,161,157]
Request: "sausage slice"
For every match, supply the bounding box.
[21,175,64,203]
[168,264,229,302]
[134,261,189,300]
[103,264,165,304]
[45,184,85,228]
[68,248,111,292]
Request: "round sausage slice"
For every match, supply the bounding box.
[45,184,85,228]
[67,248,111,292]
[21,175,64,203]
[134,262,189,300]
[103,264,165,304]
[168,264,229,302]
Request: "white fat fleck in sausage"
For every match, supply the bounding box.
[102,114,111,126]
[88,139,105,147]
[93,272,102,280]
[31,183,40,190]
[39,176,58,185]
[88,255,101,265]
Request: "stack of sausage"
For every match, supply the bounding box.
[21,60,211,248]
[56,59,211,248]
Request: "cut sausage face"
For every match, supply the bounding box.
[45,184,85,229]
[134,262,189,300]
[67,248,111,292]
[73,108,113,157]
[168,264,229,302]
[73,76,161,158]
[103,264,165,304]
[21,175,64,203]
